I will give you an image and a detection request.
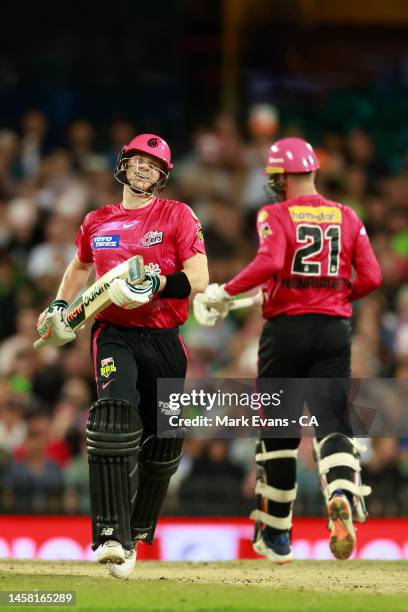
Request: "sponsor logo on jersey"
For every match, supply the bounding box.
[258,222,272,238]
[196,223,204,242]
[289,206,342,224]
[257,210,269,223]
[100,357,117,378]
[123,220,140,229]
[92,235,120,248]
[141,230,163,247]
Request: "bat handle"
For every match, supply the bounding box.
[229,290,264,311]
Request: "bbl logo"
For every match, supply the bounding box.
[147,138,159,148]
[100,357,117,378]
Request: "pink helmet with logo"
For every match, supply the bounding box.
[114,133,173,194]
[264,137,320,175]
[123,134,173,171]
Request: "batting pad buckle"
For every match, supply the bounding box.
[250,510,293,531]
[255,481,297,503]
[255,448,299,462]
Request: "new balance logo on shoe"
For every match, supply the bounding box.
[101,528,114,536]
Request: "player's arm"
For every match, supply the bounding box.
[195,209,285,323]
[36,209,96,347]
[55,255,95,303]
[158,206,208,298]
[172,253,209,294]
[224,210,286,296]
[350,224,382,301]
[36,255,95,347]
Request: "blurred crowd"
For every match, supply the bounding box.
[0,104,408,517]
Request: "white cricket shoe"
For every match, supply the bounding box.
[328,493,356,560]
[108,545,137,580]
[96,540,125,565]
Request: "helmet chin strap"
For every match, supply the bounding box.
[127,182,155,197]
[125,182,159,202]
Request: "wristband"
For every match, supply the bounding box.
[49,299,68,311]
[160,272,191,299]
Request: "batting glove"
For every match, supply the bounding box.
[202,283,232,318]
[193,283,233,326]
[193,292,220,326]
[108,272,161,310]
[36,299,76,347]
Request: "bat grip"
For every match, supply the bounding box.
[229,290,263,311]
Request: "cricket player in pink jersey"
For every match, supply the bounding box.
[197,137,381,564]
[36,134,208,579]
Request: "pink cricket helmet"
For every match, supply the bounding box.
[123,134,173,171]
[264,137,320,175]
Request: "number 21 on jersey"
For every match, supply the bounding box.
[292,224,341,276]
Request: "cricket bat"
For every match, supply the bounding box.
[34,255,145,349]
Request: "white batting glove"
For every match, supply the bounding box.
[203,283,232,318]
[193,283,233,326]
[108,273,161,310]
[193,293,220,326]
[36,300,76,347]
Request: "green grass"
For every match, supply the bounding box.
[0,561,407,612]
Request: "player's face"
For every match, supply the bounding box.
[125,154,163,193]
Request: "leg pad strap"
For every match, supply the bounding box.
[314,434,371,523]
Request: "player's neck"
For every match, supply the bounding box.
[287,183,318,200]
[122,187,155,210]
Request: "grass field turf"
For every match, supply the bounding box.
[0,560,407,611]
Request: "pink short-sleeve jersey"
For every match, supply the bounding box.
[75,198,206,328]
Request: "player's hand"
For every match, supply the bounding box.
[193,292,220,326]
[108,273,161,310]
[193,283,232,326]
[203,283,232,318]
[36,300,76,347]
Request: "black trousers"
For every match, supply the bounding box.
[257,314,352,436]
[256,314,352,527]
[258,314,352,379]
[91,322,188,435]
